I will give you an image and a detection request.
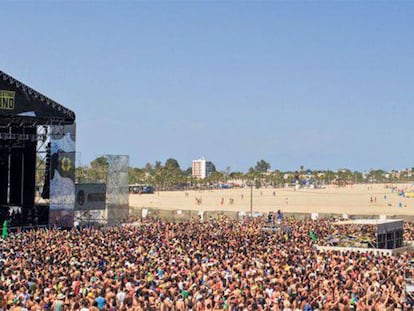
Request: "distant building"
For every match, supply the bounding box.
[192,158,214,179]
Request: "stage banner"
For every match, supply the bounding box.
[49,123,76,227]
[75,183,106,211]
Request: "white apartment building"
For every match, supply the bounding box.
[192,157,214,179]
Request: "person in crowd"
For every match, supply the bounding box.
[0,216,413,310]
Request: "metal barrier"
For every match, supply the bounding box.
[7,225,49,233]
[130,207,414,223]
[129,207,242,222]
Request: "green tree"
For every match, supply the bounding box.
[270,170,284,187]
[128,167,146,184]
[367,169,388,183]
[144,162,153,174]
[75,166,91,183]
[353,171,364,183]
[246,167,263,188]
[254,160,271,173]
[90,156,108,169]
[164,158,186,189]
[337,169,353,181]
[229,171,244,179]
[324,170,337,184]
[208,171,226,185]
[183,167,193,176]
[88,156,109,182]
[165,158,181,172]
[154,161,162,171]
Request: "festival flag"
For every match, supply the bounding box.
[165,224,169,243]
[309,230,317,241]
[2,220,8,239]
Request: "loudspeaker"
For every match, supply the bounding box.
[41,142,51,199]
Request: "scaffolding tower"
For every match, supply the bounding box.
[74,154,129,227]
[105,155,129,226]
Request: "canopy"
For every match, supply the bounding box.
[0,70,75,125]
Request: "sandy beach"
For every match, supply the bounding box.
[129,183,414,216]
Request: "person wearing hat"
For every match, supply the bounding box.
[52,293,65,311]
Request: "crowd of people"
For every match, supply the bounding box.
[0,216,414,310]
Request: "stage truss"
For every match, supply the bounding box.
[74,154,129,227]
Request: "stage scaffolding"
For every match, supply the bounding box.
[105,155,129,225]
[0,69,77,228]
[74,155,129,227]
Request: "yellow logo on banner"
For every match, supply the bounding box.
[61,156,72,172]
[0,90,15,110]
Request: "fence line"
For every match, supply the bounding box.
[129,207,414,222]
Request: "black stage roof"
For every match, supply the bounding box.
[0,70,75,125]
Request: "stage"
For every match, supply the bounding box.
[0,70,76,228]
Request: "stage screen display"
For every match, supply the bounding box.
[49,124,76,227]
[75,183,106,211]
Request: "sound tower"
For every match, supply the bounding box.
[22,127,36,209]
[9,127,23,206]
[41,142,51,199]
[0,127,8,205]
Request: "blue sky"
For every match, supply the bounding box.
[1,1,413,172]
